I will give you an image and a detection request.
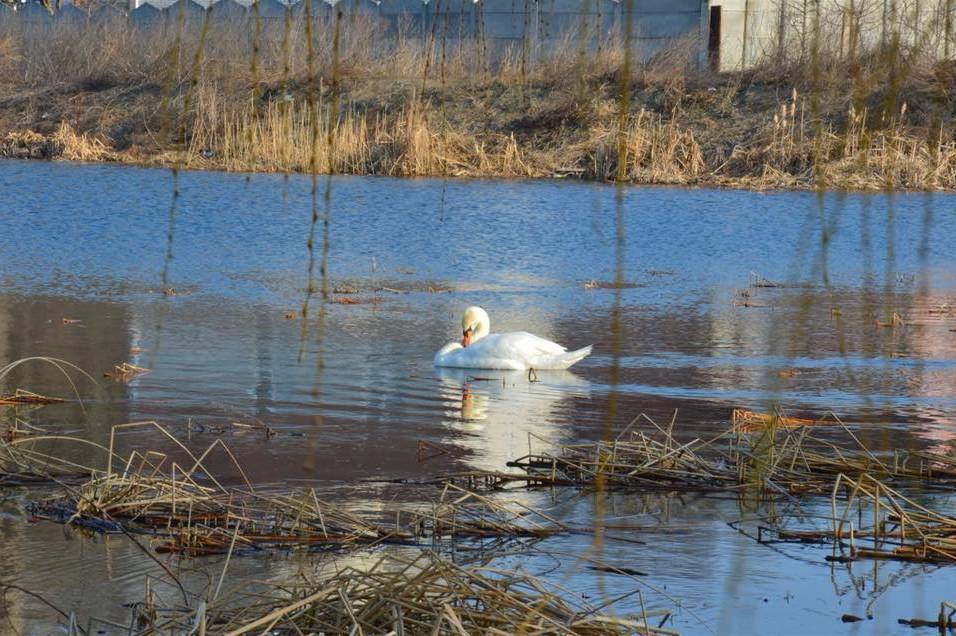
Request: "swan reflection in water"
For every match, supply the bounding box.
[434,367,591,468]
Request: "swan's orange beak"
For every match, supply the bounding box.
[462,328,473,347]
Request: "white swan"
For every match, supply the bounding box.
[433,306,592,370]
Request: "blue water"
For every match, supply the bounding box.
[0,159,954,634]
[4,161,955,299]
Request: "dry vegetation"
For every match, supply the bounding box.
[26,421,568,555]
[0,7,953,190]
[138,550,677,634]
[11,419,678,634]
[429,410,956,566]
[421,410,956,497]
[3,361,955,630]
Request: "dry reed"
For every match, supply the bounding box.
[26,422,567,554]
[140,550,678,635]
[756,472,956,564]
[0,11,953,189]
[496,411,956,495]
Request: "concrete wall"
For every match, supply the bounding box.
[122,0,708,64]
[7,0,952,69]
[711,0,956,70]
[367,0,706,62]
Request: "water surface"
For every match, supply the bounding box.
[0,159,954,634]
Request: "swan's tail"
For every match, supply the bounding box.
[538,345,592,370]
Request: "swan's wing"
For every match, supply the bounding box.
[473,332,568,367]
[437,332,584,370]
[482,333,591,369]
[435,339,524,369]
[487,332,567,357]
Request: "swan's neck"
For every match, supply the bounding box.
[473,315,490,342]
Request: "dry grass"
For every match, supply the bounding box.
[26,422,568,555]
[19,421,680,632]
[0,389,67,406]
[1,123,113,161]
[583,108,705,183]
[141,550,677,635]
[0,11,953,189]
[756,472,956,564]
[12,418,676,633]
[189,94,536,178]
[720,91,956,189]
[493,411,956,494]
[52,122,114,161]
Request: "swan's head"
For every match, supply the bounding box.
[461,306,490,347]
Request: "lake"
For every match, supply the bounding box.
[0,158,954,634]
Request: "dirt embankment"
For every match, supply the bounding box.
[1,18,954,190]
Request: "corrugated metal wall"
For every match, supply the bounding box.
[120,0,708,65]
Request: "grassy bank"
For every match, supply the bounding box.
[1,13,954,190]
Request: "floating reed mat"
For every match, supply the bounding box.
[496,412,956,495]
[754,473,956,564]
[140,550,678,635]
[26,423,566,555]
[0,388,68,406]
[898,601,956,629]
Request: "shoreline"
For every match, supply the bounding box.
[2,36,952,194]
[4,144,955,194]
[2,5,954,195]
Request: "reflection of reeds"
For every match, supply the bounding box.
[758,472,956,564]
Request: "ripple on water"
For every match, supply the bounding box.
[0,161,954,633]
